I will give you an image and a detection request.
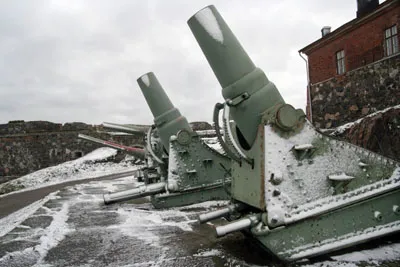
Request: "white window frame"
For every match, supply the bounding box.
[336,50,345,75]
[384,25,398,56]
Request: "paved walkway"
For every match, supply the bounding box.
[0,170,137,219]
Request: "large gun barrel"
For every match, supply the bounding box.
[137,72,192,152]
[103,122,147,135]
[103,182,166,205]
[78,134,145,160]
[188,6,285,146]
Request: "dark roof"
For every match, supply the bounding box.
[299,0,399,55]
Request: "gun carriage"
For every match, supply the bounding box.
[186,5,400,261]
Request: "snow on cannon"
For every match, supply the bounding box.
[189,5,400,262]
[103,72,232,208]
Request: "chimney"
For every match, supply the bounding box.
[357,0,379,18]
[321,26,331,37]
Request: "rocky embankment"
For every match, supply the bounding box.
[330,105,400,161]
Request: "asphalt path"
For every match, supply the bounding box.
[0,170,137,219]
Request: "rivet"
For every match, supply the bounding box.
[374,211,382,221]
[273,189,281,197]
[393,205,399,215]
[270,217,278,225]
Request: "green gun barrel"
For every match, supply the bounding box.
[137,72,192,152]
[188,5,285,146]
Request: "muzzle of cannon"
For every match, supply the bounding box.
[137,72,193,153]
[189,5,400,261]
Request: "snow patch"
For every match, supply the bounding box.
[194,249,222,257]
[110,207,196,247]
[105,131,133,136]
[195,7,224,43]
[88,176,139,193]
[284,221,400,260]
[328,172,355,181]
[75,147,118,162]
[0,147,139,197]
[35,201,73,263]
[202,137,225,154]
[141,74,150,87]
[294,144,314,150]
[0,191,59,237]
[301,262,359,267]
[332,242,400,263]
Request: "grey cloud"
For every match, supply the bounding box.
[0,0,360,124]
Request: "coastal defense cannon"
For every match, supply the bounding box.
[102,72,232,208]
[189,5,400,261]
[137,72,193,153]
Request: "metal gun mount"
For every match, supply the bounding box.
[102,72,232,208]
[189,5,400,261]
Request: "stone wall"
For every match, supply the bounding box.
[0,120,214,179]
[332,106,400,162]
[0,121,145,178]
[310,54,400,129]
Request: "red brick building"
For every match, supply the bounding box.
[299,0,399,128]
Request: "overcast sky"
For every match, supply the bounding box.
[0,0,379,125]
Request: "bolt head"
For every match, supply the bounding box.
[272,189,281,197]
[393,205,399,215]
[374,211,382,221]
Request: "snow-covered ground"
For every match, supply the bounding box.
[0,173,398,267]
[0,144,399,266]
[0,147,141,197]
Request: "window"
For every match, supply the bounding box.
[384,25,398,56]
[336,50,345,75]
